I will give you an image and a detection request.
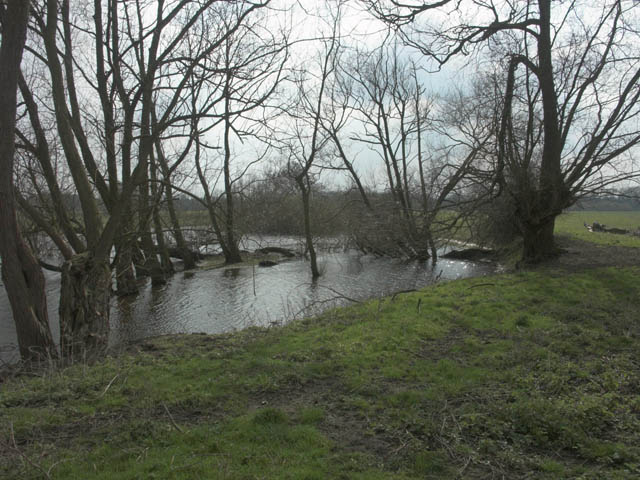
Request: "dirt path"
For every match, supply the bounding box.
[530,235,640,272]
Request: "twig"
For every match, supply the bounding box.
[98,364,134,399]
[391,289,416,301]
[466,282,495,290]
[390,439,408,456]
[313,284,361,304]
[291,284,362,319]
[162,403,185,433]
[2,422,52,479]
[47,460,62,476]
[375,299,383,321]
[457,456,472,479]
[98,374,119,398]
[435,269,443,282]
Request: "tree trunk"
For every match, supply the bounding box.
[222,66,243,265]
[194,137,234,261]
[149,158,174,275]
[297,176,320,279]
[0,0,58,361]
[1,238,57,361]
[114,235,139,296]
[138,186,165,285]
[153,212,174,276]
[224,228,243,264]
[204,203,233,260]
[518,1,562,264]
[164,179,196,269]
[426,228,437,263]
[59,253,111,360]
[522,217,556,263]
[139,234,166,285]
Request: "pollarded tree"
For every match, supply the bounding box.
[18,0,271,359]
[364,0,640,261]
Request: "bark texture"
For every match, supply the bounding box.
[522,218,556,263]
[0,0,57,361]
[59,254,111,360]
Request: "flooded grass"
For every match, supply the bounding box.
[1,266,640,478]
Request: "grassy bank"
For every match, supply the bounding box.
[2,265,639,479]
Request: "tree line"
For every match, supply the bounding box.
[1,0,639,362]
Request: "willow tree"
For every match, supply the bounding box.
[365,0,640,261]
[17,0,271,359]
[0,0,57,361]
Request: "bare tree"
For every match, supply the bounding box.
[336,43,485,259]
[151,112,199,270]
[276,5,344,278]
[15,0,271,359]
[364,0,640,261]
[184,5,289,264]
[0,0,57,361]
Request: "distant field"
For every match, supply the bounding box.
[169,209,640,248]
[556,211,640,247]
[163,210,209,227]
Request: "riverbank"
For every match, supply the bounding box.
[2,236,639,478]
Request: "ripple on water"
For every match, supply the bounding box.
[0,250,496,362]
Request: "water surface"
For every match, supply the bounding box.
[0,248,495,363]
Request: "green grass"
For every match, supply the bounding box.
[2,268,640,478]
[557,211,640,247]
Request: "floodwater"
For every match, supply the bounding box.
[0,240,496,364]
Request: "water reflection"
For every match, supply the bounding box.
[0,250,496,363]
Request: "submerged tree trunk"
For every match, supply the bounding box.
[137,104,165,284]
[139,242,165,285]
[138,199,166,285]
[425,228,437,263]
[297,175,320,279]
[221,67,243,265]
[59,253,111,360]
[193,136,236,263]
[114,241,138,296]
[0,0,58,361]
[224,228,243,264]
[114,214,139,296]
[150,158,174,275]
[164,177,196,269]
[153,212,174,276]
